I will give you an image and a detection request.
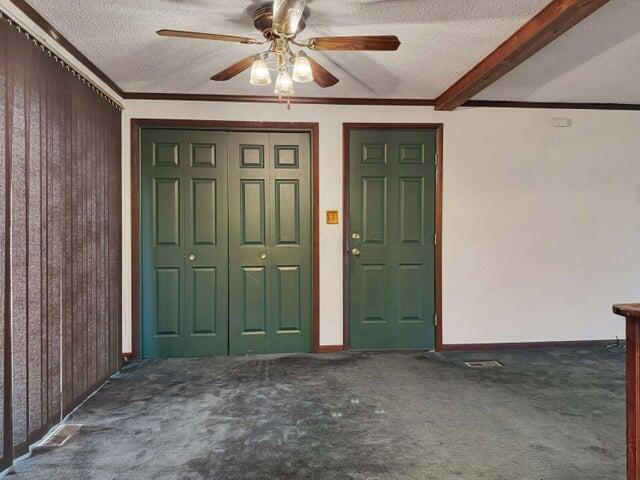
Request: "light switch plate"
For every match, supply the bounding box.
[326,210,339,224]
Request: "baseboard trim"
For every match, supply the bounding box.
[62,375,112,418]
[441,339,624,352]
[317,345,344,353]
[0,456,11,473]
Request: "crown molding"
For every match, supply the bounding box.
[123,92,640,110]
[463,100,640,111]
[123,92,437,106]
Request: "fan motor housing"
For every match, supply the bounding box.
[253,2,310,39]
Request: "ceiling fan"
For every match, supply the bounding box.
[157,0,400,102]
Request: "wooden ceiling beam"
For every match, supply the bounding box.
[434,0,611,111]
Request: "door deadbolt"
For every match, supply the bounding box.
[351,248,360,257]
[351,232,360,240]
[188,254,196,261]
[260,252,268,260]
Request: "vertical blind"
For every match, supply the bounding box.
[1,16,122,470]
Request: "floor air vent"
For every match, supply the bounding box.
[33,424,82,452]
[465,360,502,368]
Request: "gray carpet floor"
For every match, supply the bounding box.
[7,347,625,479]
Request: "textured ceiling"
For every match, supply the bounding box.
[476,0,640,103]
[24,0,550,98]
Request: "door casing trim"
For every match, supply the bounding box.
[342,123,444,351]
[130,119,321,358]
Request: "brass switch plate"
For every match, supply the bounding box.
[326,210,339,224]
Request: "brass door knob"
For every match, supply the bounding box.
[188,254,196,261]
[260,252,267,260]
[351,248,360,257]
[352,232,360,240]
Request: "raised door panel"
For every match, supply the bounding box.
[242,267,268,334]
[240,145,265,168]
[398,264,424,323]
[192,268,217,335]
[275,266,301,332]
[191,179,217,245]
[191,143,216,167]
[155,268,180,336]
[240,180,266,245]
[154,178,180,246]
[399,144,425,164]
[361,177,387,246]
[362,143,387,164]
[275,180,300,245]
[360,264,386,324]
[153,143,179,167]
[274,145,299,168]
[399,177,424,245]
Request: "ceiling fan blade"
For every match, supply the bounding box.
[272,0,307,36]
[309,35,400,51]
[157,29,258,44]
[211,56,255,81]
[307,57,339,88]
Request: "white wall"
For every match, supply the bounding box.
[121,100,640,351]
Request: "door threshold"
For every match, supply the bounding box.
[348,348,436,353]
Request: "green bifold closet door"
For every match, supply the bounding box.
[141,129,311,357]
[348,129,437,350]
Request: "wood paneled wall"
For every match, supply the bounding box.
[0,17,122,470]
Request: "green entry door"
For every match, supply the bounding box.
[141,129,229,357]
[228,132,312,355]
[348,129,436,350]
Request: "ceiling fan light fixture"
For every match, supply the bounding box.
[274,69,294,96]
[292,52,313,83]
[162,2,398,106]
[250,56,271,85]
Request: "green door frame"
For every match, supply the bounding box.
[130,119,320,359]
[342,123,443,351]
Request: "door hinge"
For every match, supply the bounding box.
[434,234,438,246]
[434,313,438,326]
